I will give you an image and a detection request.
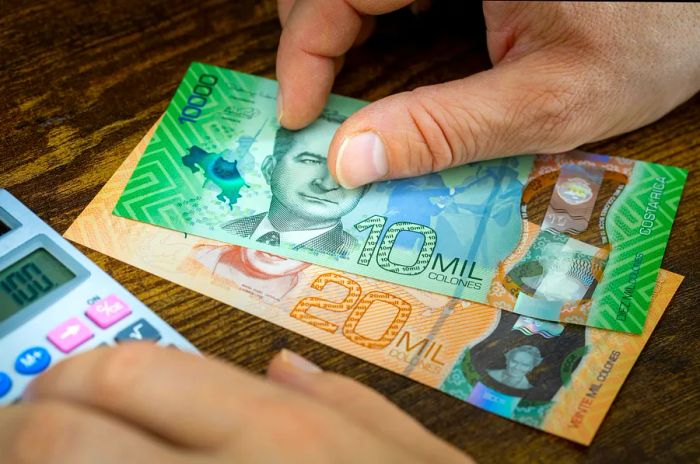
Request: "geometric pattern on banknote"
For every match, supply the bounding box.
[115,68,270,226]
[593,163,687,332]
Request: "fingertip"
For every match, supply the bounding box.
[276,31,336,130]
[333,131,389,189]
[267,349,322,382]
[274,78,330,130]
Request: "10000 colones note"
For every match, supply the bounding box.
[114,62,687,333]
[68,123,683,445]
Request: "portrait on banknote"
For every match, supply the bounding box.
[190,243,310,302]
[221,113,366,257]
[486,345,543,390]
[441,311,587,426]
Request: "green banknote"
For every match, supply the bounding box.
[114,62,687,333]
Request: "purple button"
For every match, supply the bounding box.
[86,295,132,329]
[47,317,94,353]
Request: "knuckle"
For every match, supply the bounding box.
[408,86,492,168]
[530,87,576,131]
[404,88,460,172]
[9,402,79,463]
[513,79,586,149]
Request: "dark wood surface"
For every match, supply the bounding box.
[1,1,698,462]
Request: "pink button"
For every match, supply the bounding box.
[85,295,132,329]
[47,317,94,353]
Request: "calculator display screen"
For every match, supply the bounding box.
[0,248,76,323]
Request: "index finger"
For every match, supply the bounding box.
[23,343,279,449]
[276,0,413,129]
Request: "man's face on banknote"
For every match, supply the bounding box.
[262,119,364,228]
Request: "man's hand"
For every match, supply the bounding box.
[276,1,700,188]
[0,344,473,463]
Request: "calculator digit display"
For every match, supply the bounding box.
[0,248,76,323]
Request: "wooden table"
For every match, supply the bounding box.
[2,1,698,462]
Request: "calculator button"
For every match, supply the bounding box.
[115,319,161,344]
[15,347,51,375]
[0,372,12,398]
[47,317,94,354]
[85,295,132,329]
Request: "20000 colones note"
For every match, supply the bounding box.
[114,63,687,333]
[68,122,684,445]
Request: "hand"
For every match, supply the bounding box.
[275,1,700,188]
[0,343,473,463]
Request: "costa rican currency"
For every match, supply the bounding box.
[68,123,683,445]
[113,63,687,333]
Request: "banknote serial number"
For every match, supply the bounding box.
[178,74,218,124]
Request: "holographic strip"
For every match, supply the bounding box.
[512,316,565,339]
[468,382,522,417]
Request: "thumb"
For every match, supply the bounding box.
[267,349,473,464]
[329,54,596,189]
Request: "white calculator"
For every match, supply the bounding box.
[0,189,198,405]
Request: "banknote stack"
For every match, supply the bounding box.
[65,63,687,445]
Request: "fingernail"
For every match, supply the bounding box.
[280,349,322,373]
[336,131,388,189]
[277,90,284,124]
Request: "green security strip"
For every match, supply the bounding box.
[590,162,687,333]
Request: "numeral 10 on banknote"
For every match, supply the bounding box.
[355,216,438,275]
[291,272,413,350]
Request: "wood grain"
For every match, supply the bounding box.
[1,1,698,462]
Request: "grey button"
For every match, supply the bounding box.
[114,319,161,344]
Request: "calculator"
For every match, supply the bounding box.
[0,189,198,405]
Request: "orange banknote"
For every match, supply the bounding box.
[64,124,683,445]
